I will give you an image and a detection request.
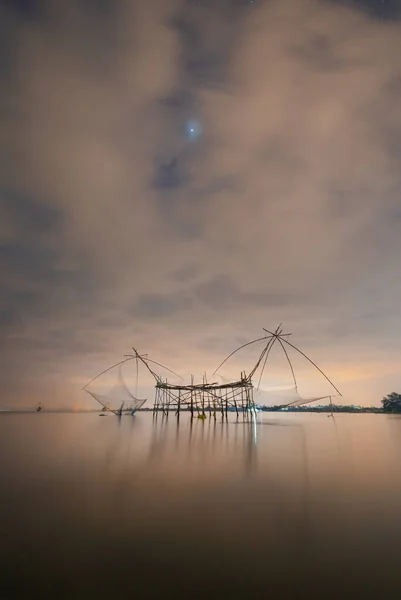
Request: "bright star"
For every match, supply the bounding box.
[185,119,202,141]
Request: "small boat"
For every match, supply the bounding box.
[36,404,42,412]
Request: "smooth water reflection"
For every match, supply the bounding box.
[1,412,401,598]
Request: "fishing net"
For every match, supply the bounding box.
[253,386,330,408]
[84,360,147,414]
[213,330,340,408]
[216,374,329,408]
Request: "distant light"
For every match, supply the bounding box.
[185,119,202,141]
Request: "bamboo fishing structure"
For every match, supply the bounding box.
[137,324,340,418]
[84,325,341,418]
[153,375,255,419]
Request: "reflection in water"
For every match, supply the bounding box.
[1,412,401,599]
[146,412,263,479]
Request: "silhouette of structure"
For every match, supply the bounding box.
[135,325,341,418]
[84,325,341,418]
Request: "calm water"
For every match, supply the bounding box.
[1,411,401,599]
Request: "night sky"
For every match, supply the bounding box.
[1,0,401,408]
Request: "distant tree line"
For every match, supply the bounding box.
[261,404,381,413]
[259,393,401,414]
[381,392,401,413]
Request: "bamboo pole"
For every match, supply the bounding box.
[190,375,194,419]
[234,397,239,419]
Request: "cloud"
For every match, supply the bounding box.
[196,274,299,311]
[1,0,401,406]
[0,0,184,399]
[335,0,401,21]
[130,292,192,319]
[154,158,184,190]
[193,1,401,315]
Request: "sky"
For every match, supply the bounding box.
[1,0,401,408]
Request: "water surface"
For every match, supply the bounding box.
[1,412,401,598]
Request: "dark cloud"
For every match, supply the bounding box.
[0,242,56,276]
[159,90,193,109]
[130,292,192,319]
[0,192,89,310]
[1,0,43,20]
[334,0,401,20]
[196,275,297,310]
[170,14,227,86]
[154,158,184,189]
[19,326,107,357]
[76,0,115,16]
[169,0,248,89]
[0,193,98,371]
[287,34,346,71]
[171,263,200,282]
[0,239,97,333]
[0,307,20,327]
[1,191,63,234]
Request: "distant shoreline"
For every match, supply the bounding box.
[1,405,400,414]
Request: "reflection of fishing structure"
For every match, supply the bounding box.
[83,325,341,417]
[148,413,260,476]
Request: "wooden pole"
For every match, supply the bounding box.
[177,389,181,419]
[202,374,205,417]
[190,375,194,419]
[234,396,239,419]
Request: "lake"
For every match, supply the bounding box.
[1,411,401,599]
